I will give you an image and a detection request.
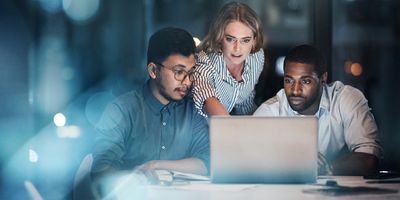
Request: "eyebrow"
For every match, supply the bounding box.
[284,75,317,79]
[225,34,253,39]
[172,64,196,70]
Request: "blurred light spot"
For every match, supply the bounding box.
[275,56,285,76]
[350,62,363,76]
[24,180,44,200]
[193,37,201,47]
[63,0,100,23]
[56,125,81,138]
[29,149,39,163]
[54,113,66,127]
[39,0,63,14]
[36,36,77,114]
[266,3,280,26]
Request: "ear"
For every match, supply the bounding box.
[147,62,157,79]
[320,72,328,85]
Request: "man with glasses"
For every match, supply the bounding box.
[91,27,209,192]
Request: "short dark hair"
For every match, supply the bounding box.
[147,27,196,64]
[284,44,327,77]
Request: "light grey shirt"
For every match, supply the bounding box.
[254,81,382,161]
[193,49,264,117]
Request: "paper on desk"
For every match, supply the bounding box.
[171,171,210,181]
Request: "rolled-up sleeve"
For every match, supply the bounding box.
[193,51,218,117]
[340,87,383,159]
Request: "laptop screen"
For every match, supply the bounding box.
[209,116,318,183]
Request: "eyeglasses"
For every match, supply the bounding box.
[224,35,254,45]
[154,63,199,82]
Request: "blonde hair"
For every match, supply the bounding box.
[198,2,265,54]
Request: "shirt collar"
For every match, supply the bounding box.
[143,81,168,112]
[217,53,250,83]
[282,87,329,118]
[317,85,330,117]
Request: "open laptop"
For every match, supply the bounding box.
[209,116,318,184]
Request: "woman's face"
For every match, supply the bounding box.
[221,21,255,68]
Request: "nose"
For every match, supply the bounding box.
[292,82,302,96]
[234,40,241,51]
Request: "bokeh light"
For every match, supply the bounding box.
[53,113,66,127]
[56,125,81,138]
[193,37,201,47]
[275,56,285,76]
[63,0,100,23]
[350,62,363,76]
[39,0,63,14]
[29,149,39,163]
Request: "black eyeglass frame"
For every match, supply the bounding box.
[154,62,199,82]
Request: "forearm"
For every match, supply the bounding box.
[203,97,229,116]
[332,152,379,176]
[137,158,208,175]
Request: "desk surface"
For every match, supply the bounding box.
[107,176,400,200]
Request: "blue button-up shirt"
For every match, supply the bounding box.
[92,81,210,173]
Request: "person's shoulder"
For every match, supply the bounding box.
[329,81,365,99]
[254,96,279,116]
[328,81,368,108]
[196,51,217,63]
[262,95,279,106]
[196,51,221,74]
[111,87,144,108]
[254,89,286,116]
[249,48,264,60]
[247,49,264,71]
[262,90,286,107]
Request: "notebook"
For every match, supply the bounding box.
[209,116,318,183]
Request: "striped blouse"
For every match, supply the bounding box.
[193,49,265,117]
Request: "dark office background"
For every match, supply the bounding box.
[1,0,399,199]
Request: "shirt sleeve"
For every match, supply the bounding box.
[234,90,257,115]
[188,112,210,171]
[339,87,383,159]
[253,95,281,116]
[193,51,218,117]
[91,101,130,173]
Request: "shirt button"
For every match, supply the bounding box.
[161,146,166,150]
[162,122,166,126]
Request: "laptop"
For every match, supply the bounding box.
[209,116,318,183]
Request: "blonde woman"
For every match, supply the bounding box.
[193,2,265,117]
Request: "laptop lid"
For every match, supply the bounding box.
[209,116,318,183]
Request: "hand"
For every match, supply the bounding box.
[135,160,160,174]
[318,152,333,175]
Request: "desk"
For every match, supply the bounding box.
[108,176,400,200]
